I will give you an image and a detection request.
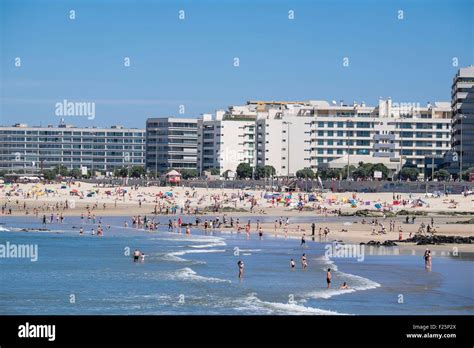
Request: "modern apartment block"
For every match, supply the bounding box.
[256,105,313,176]
[197,110,256,175]
[145,117,198,173]
[308,99,452,171]
[451,66,474,173]
[198,99,452,176]
[0,124,145,173]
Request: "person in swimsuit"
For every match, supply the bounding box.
[237,260,244,279]
[290,258,295,270]
[326,269,332,288]
[301,233,306,247]
[133,249,141,262]
[301,254,307,270]
[340,281,349,289]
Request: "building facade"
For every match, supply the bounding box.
[308,99,452,172]
[197,111,256,175]
[197,99,452,177]
[451,66,474,174]
[146,117,198,173]
[0,124,145,173]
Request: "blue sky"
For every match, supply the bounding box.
[1,0,472,128]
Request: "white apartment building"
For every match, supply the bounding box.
[256,108,313,176]
[197,99,452,177]
[197,111,256,175]
[0,123,145,173]
[309,99,452,171]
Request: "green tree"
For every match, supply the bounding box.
[130,166,146,178]
[372,163,390,179]
[352,163,372,179]
[114,167,128,178]
[69,168,82,179]
[461,167,474,181]
[296,168,315,179]
[42,169,56,181]
[54,165,68,177]
[180,169,198,179]
[254,165,276,179]
[400,167,419,181]
[434,169,450,181]
[341,165,357,179]
[236,162,253,179]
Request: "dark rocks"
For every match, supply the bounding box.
[20,228,50,232]
[360,240,398,247]
[399,235,474,245]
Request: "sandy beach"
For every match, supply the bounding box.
[1,181,473,252]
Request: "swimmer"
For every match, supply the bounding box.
[326,268,332,288]
[301,253,307,270]
[237,260,244,279]
[340,282,349,289]
[290,258,295,270]
[133,249,141,262]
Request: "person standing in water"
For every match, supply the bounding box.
[301,254,307,269]
[133,249,141,262]
[326,268,332,288]
[301,233,306,247]
[290,258,295,270]
[424,249,432,268]
[237,260,244,279]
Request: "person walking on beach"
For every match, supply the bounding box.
[326,269,332,288]
[42,214,46,225]
[311,223,316,236]
[237,260,244,279]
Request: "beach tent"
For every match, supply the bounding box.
[374,203,382,209]
[165,170,181,184]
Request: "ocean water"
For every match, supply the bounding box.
[0,216,473,315]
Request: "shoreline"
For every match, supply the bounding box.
[2,181,473,253]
